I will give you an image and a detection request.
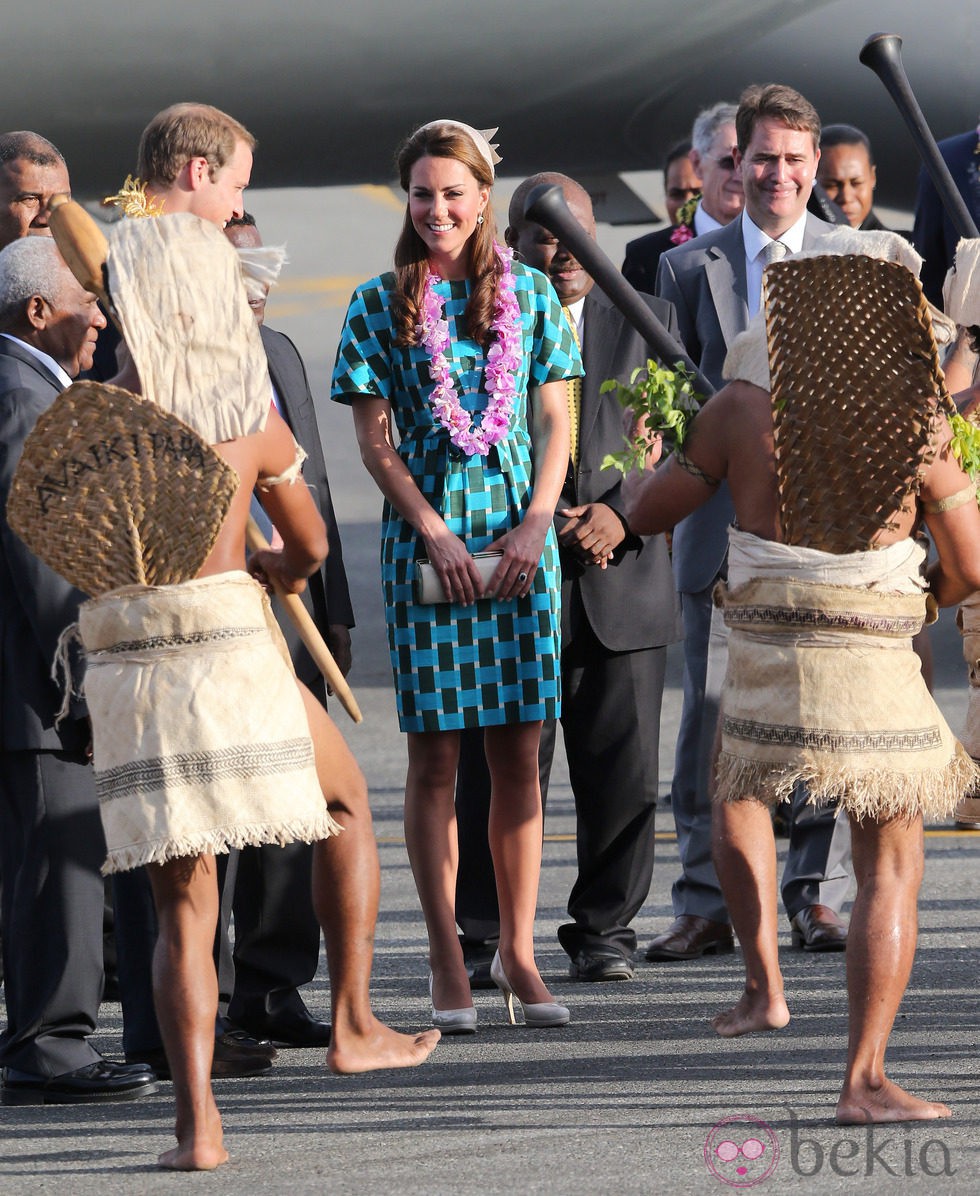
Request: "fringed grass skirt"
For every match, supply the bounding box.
[715,530,978,821]
[80,571,340,873]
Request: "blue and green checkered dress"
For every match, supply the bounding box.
[331,263,582,732]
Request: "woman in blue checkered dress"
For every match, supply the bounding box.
[332,121,581,1031]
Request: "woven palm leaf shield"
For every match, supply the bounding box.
[764,254,948,553]
[7,380,239,596]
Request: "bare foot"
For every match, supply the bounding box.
[836,1077,952,1124]
[158,1104,228,1171]
[712,988,790,1038]
[328,1020,440,1074]
[158,1142,229,1172]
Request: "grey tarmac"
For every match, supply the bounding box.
[2,185,977,1195]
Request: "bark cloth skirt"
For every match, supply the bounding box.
[79,572,340,874]
[715,528,979,821]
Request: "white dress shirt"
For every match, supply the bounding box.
[742,210,808,318]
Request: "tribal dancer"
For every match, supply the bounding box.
[75,105,438,1172]
[625,231,980,1124]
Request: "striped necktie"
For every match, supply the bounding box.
[562,306,582,469]
[760,239,788,307]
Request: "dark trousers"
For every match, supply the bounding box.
[226,840,320,1023]
[455,623,666,960]
[0,750,104,1074]
[112,840,321,1052]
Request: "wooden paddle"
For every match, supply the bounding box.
[246,516,362,723]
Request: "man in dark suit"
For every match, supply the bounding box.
[223,215,355,1045]
[621,139,701,292]
[0,128,82,989]
[456,173,682,982]
[648,83,852,962]
[0,235,156,1105]
[913,122,980,307]
[623,103,743,295]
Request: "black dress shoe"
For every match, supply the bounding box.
[568,950,635,982]
[126,1031,276,1080]
[790,904,848,952]
[461,939,498,990]
[211,1031,276,1077]
[644,915,735,961]
[2,1059,159,1106]
[230,1007,332,1048]
[219,1028,277,1059]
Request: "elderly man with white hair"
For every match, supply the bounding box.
[0,237,157,1106]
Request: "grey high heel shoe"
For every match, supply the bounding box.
[490,951,570,1028]
[428,973,477,1035]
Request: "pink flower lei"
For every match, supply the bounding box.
[417,242,522,456]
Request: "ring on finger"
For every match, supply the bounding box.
[517,571,528,583]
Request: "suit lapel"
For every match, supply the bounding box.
[705,222,749,345]
[0,336,65,393]
[261,327,320,451]
[801,212,833,249]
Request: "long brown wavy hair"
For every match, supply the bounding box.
[391,122,502,348]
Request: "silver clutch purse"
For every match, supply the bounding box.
[414,551,503,604]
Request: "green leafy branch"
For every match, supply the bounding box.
[949,411,980,503]
[599,359,703,476]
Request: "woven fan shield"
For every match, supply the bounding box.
[765,255,946,552]
[7,381,240,596]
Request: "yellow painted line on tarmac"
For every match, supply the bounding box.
[275,275,362,294]
[264,185,401,318]
[357,183,404,211]
[376,831,680,846]
[265,274,364,318]
[376,827,978,846]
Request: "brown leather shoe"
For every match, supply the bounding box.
[644,915,734,961]
[790,904,848,952]
[954,796,980,826]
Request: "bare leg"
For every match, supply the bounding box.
[484,721,553,1004]
[711,797,790,1037]
[146,855,228,1172]
[301,685,439,1073]
[836,812,950,1124]
[402,727,474,1011]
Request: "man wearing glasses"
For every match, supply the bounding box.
[623,102,743,293]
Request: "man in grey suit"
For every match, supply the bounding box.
[623,103,743,294]
[455,173,682,982]
[647,83,852,962]
[0,236,157,1104]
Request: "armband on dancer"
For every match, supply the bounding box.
[922,481,977,514]
[673,446,721,488]
[257,439,308,490]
